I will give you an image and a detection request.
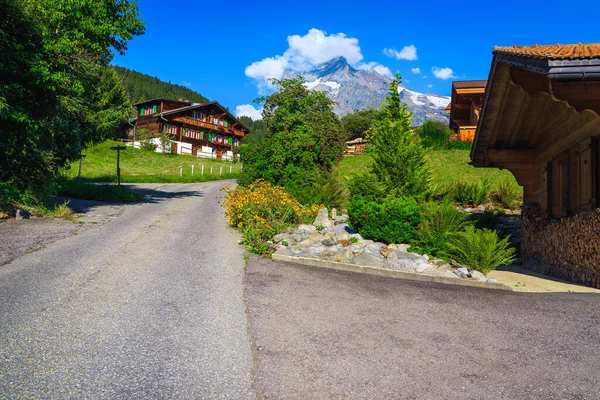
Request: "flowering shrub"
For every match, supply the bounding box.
[223,180,321,255]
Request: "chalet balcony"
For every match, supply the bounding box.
[172,116,245,137]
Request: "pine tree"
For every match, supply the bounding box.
[368,74,430,198]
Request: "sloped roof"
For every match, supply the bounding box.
[493,43,600,60]
[453,80,487,89]
[161,101,250,132]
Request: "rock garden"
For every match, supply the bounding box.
[272,207,498,284]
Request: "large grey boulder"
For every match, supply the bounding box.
[299,243,327,258]
[470,270,487,282]
[16,209,30,220]
[313,207,334,228]
[350,254,385,268]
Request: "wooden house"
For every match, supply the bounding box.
[121,99,249,160]
[448,80,487,142]
[344,137,368,156]
[472,43,600,288]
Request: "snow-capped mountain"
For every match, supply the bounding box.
[283,57,450,125]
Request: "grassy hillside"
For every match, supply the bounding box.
[339,150,520,188]
[113,66,209,105]
[64,141,241,183]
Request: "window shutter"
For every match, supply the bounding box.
[540,167,549,215]
[224,121,228,128]
[153,105,157,113]
[579,146,594,212]
[200,131,204,140]
[140,108,144,116]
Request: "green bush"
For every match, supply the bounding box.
[451,179,491,207]
[493,179,522,209]
[447,226,515,274]
[417,120,452,150]
[347,173,387,203]
[411,199,470,258]
[446,139,472,150]
[348,196,421,244]
[313,170,350,209]
[469,210,501,230]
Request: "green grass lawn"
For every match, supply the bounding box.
[63,140,242,183]
[339,150,520,189]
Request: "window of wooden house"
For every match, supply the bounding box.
[193,111,197,120]
[547,137,596,218]
[153,105,157,114]
[140,108,144,116]
[200,131,204,140]
[219,119,224,126]
[200,113,205,121]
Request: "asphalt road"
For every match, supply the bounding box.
[0,182,256,399]
[245,257,600,400]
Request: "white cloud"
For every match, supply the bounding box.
[235,104,263,120]
[411,67,421,74]
[182,81,192,88]
[244,55,289,94]
[285,28,363,68]
[427,84,434,88]
[244,28,392,90]
[432,67,456,80]
[356,61,392,77]
[383,45,418,61]
[422,75,427,79]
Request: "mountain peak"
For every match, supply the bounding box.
[316,56,356,75]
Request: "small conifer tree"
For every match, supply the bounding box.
[368,74,430,198]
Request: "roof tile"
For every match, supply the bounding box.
[493,43,600,60]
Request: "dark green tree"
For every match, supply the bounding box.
[239,78,346,203]
[238,116,266,144]
[368,74,430,197]
[0,0,144,194]
[340,108,380,140]
[417,120,453,150]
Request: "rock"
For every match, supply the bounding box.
[383,250,403,261]
[15,209,30,220]
[396,244,411,252]
[273,233,294,244]
[423,254,429,261]
[414,263,429,273]
[331,208,337,219]
[350,254,385,268]
[298,239,315,247]
[321,238,337,247]
[487,278,498,284]
[308,232,323,242]
[430,259,449,268]
[349,233,363,241]
[331,223,354,235]
[324,245,340,256]
[297,224,316,232]
[364,243,385,256]
[385,258,416,272]
[274,246,293,256]
[334,214,349,225]
[470,270,487,282]
[455,267,469,279]
[442,270,459,279]
[384,244,400,251]
[331,253,351,263]
[313,207,333,228]
[299,243,327,258]
[337,232,350,241]
[357,239,374,246]
[338,239,352,247]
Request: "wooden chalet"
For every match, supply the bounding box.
[472,43,600,288]
[121,99,249,159]
[448,80,487,142]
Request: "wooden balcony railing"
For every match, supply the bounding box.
[172,116,245,137]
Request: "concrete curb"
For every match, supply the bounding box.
[272,254,513,291]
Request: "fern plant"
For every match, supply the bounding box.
[447,225,515,274]
[411,199,470,258]
[451,179,491,207]
[494,179,522,209]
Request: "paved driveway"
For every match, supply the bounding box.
[245,257,600,400]
[0,182,256,399]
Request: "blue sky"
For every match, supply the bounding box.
[112,0,599,119]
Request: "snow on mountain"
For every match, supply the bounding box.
[285,56,450,126]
